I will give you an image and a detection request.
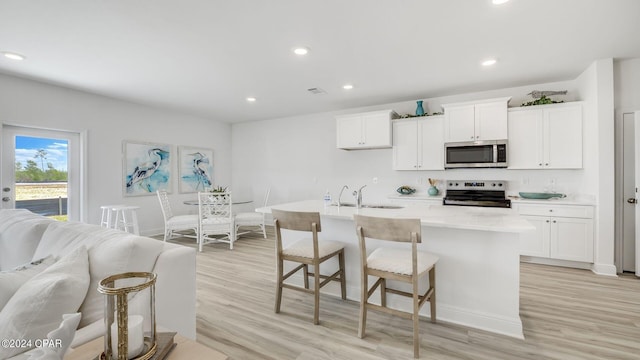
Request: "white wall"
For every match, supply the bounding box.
[614,58,640,111]
[0,73,232,235]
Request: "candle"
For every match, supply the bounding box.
[110,315,144,359]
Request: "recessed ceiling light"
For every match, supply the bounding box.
[482,58,497,66]
[492,0,510,4]
[2,52,26,61]
[343,84,354,90]
[246,97,256,102]
[293,47,310,56]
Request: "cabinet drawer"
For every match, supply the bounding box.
[517,204,593,218]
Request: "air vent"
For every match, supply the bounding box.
[307,87,327,95]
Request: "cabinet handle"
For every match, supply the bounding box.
[414,165,417,168]
[553,220,557,223]
[545,163,549,166]
[539,163,542,166]
[476,136,479,139]
[549,209,553,212]
[546,220,550,223]
[470,136,474,139]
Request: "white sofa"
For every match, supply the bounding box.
[0,209,196,358]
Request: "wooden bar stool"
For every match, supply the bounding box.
[354,215,439,359]
[272,209,347,325]
[113,205,140,235]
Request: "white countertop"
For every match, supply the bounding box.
[257,200,534,233]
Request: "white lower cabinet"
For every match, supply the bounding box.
[517,204,594,263]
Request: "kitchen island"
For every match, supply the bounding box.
[257,200,534,339]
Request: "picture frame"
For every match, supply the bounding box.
[178,146,213,193]
[123,141,172,196]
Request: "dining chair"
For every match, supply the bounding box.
[198,191,235,251]
[156,190,199,241]
[235,187,270,239]
[354,215,439,359]
[272,209,346,325]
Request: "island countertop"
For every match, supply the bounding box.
[256,200,534,233]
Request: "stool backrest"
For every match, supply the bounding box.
[157,190,173,220]
[272,209,321,232]
[354,215,421,243]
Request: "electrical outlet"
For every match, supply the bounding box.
[372,177,378,184]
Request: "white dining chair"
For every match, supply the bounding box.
[235,188,270,239]
[156,190,199,242]
[198,191,235,251]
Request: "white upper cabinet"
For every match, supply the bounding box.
[508,102,583,169]
[393,116,444,170]
[442,98,510,142]
[336,109,398,149]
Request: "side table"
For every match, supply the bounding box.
[65,334,227,360]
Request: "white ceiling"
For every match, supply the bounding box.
[1,0,639,123]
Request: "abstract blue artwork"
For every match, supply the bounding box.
[123,141,172,196]
[178,146,213,193]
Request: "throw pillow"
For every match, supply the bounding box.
[0,246,90,359]
[0,255,55,309]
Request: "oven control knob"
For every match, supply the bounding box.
[492,183,496,187]
[448,182,452,186]
[499,183,503,187]
[455,183,459,186]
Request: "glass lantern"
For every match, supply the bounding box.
[98,272,157,360]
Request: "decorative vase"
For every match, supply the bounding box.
[428,186,439,196]
[415,100,425,116]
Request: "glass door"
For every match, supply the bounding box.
[1,125,81,221]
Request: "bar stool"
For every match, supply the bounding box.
[100,205,121,229]
[113,205,140,235]
[272,209,347,325]
[354,215,439,359]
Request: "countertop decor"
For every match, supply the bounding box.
[518,192,566,199]
[397,185,416,195]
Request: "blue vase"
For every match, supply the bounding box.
[415,100,425,116]
[428,186,439,196]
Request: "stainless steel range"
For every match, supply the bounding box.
[443,180,511,208]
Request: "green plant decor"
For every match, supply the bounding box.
[521,95,564,107]
[399,112,444,119]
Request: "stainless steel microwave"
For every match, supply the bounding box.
[444,140,508,169]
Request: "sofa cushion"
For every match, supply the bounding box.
[0,255,55,309]
[0,209,55,271]
[0,246,89,359]
[34,221,167,328]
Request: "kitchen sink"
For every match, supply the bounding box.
[332,203,403,209]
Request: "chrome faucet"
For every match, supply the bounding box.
[353,185,367,209]
[338,185,349,207]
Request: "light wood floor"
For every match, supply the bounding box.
[164,229,640,360]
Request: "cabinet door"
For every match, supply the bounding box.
[544,105,583,169]
[445,105,475,142]
[507,109,544,169]
[520,215,550,257]
[362,112,392,148]
[393,120,419,170]
[475,101,508,140]
[336,114,363,149]
[550,217,594,262]
[418,116,444,170]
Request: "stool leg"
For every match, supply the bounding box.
[413,276,420,358]
[339,250,347,300]
[358,270,368,338]
[274,256,284,313]
[429,266,436,323]
[313,262,320,325]
[303,264,309,289]
[381,278,387,307]
[131,210,140,235]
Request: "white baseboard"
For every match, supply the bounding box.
[591,263,618,276]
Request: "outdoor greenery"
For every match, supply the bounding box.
[15,159,67,182]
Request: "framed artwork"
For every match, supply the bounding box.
[123,141,172,196]
[178,146,213,193]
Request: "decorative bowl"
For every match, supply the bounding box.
[518,192,566,200]
[397,186,416,195]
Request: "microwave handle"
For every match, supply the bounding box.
[493,145,498,163]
